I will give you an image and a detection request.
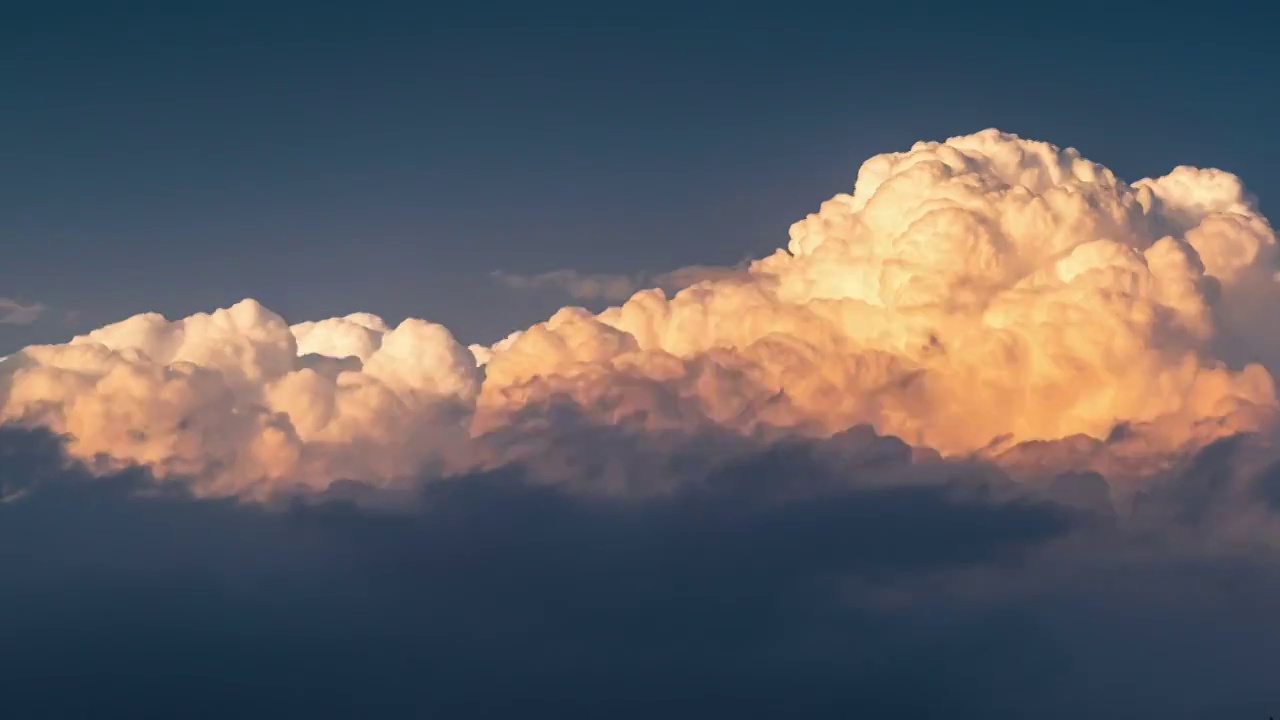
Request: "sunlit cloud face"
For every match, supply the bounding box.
[480,130,1280,472]
[2,129,1278,498]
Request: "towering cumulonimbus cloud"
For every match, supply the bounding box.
[2,129,1277,497]
[478,130,1280,458]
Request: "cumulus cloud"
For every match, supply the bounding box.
[0,298,45,325]
[0,300,480,497]
[2,129,1279,500]
[479,129,1280,477]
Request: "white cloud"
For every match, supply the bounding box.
[4,129,1280,499]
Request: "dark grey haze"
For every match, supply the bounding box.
[4,425,1280,718]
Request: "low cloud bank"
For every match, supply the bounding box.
[3,426,1280,717]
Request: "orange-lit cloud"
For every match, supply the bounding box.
[479,131,1279,459]
[3,130,1278,497]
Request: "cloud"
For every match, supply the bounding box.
[0,298,45,325]
[7,128,1280,717]
[0,426,1085,717]
[491,262,752,302]
[2,129,1280,499]
[492,268,639,301]
[0,300,481,497]
[480,130,1280,459]
[4,426,1280,717]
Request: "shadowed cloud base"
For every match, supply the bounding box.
[4,425,1280,718]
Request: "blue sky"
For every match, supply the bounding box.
[3,2,1276,351]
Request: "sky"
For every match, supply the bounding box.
[4,3,1277,352]
[8,5,1280,717]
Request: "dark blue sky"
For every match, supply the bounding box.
[4,3,1276,352]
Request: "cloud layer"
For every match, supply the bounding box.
[2,129,1278,498]
[6,129,1280,717]
[5,425,1280,718]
